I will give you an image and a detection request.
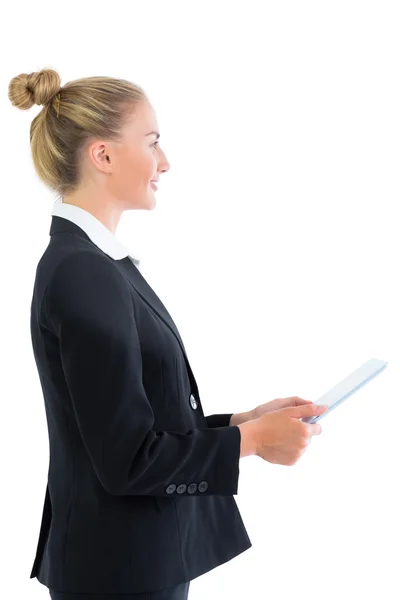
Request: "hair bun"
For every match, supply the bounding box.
[8,68,61,110]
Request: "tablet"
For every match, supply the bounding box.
[301,358,388,424]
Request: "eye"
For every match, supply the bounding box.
[151,141,159,149]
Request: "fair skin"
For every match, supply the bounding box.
[230,397,319,426]
[62,98,322,431]
[62,99,170,233]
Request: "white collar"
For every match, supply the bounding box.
[51,198,140,267]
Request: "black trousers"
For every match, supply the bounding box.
[49,582,190,600]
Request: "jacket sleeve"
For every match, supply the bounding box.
[205,414,233,428]
[45,251,242,497]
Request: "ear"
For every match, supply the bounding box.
[88,141,112,173]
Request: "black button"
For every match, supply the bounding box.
[176,484,187,494]
[166,484,176,494]
[187,483,197,494]
[198,481,208,492]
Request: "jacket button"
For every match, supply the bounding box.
[187,483,197,494]
[189,394,197,410]
[166,484,176,494]
[176,484,187,494]
[198,481,208,492]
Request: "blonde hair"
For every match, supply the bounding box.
[8,67,147,197]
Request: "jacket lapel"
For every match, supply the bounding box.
[49,216,201,401]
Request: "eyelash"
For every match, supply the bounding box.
[151,141,159,149]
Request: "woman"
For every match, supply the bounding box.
[8,68,326,600]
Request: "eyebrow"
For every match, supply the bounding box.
[145,131,160,139]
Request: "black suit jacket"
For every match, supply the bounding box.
[29,216,252,594]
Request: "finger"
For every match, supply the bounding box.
[289,403,329,418]
[308,423,322,436]
[293,397,314,406]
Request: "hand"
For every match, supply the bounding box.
[252,396,314,420]
[253,403,329,466]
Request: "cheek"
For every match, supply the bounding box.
[144,150,157,179]
[133,149,155,180]
[115,147,156,189]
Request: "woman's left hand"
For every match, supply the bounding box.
[252,396,314,420]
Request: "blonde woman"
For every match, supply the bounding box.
[8,68,327,600]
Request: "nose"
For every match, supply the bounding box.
[158,150,171,175]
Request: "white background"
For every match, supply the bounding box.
[1,1,399,599]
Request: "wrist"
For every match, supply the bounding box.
[237,419,259,457]
[229,409,257,427]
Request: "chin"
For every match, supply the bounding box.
[148,191,157,209]
[125,191,156,210]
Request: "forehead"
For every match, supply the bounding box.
[125,100,159,134]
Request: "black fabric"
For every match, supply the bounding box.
[29,216,252,595]
[49,580,190,599]
[205,412,233,428]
